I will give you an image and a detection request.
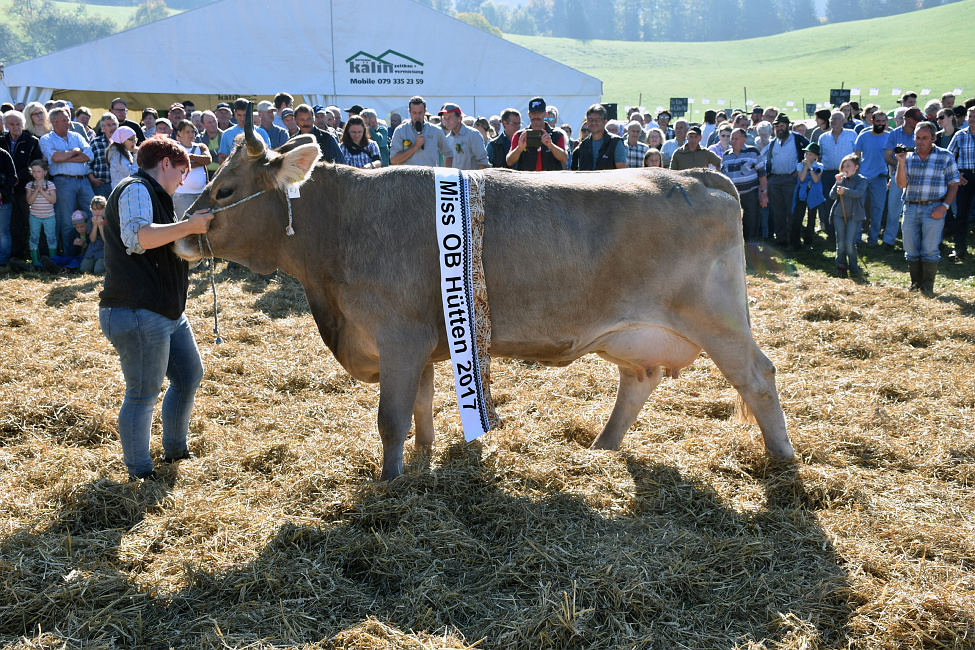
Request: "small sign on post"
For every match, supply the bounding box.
[830,88,851,106]
[669,97,688,117]
[806,103,816,116]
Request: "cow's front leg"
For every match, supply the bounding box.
[590,364,662,450]
[412,362,436,454]
[376,334,436,481]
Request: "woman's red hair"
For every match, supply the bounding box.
[136,134,190,170]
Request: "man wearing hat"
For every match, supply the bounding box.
[880,106,925,250]
[168,103,186,126]
[506,97,568,171]
[438,103,488,170]
[215,102,233,131]
[669,124,721,171]
[257,100,289,148]
[764,113,810,248]
[345,104,363,118]
[390,96,453,168]
[750,106,764,129]
[313,105,331,134]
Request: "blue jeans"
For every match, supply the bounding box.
[901,204,946,263]
[864,175,888,245]
[29,215,56,251]
[51,176,94,256]
[0,201,11,264]
[99,308,204,476]
[883,182,904,245]
[834,216,861,271]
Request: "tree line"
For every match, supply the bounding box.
[433,0,961,41]
[1,0,182,65]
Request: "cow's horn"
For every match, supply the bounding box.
[244,101,265,159]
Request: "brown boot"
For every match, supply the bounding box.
[908,260,923,291]
[920,261,939,295]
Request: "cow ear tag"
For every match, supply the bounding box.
[287,184,301,199]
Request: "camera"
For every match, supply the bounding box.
[894,144,915,154]
[526,129,544,148]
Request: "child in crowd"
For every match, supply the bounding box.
[643,148,663,168]
[25,158,56,268]
[829,153,867,278]
[70,211,89,256]
[81,195,107,274]
[791,142,825,251]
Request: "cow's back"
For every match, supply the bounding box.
[478,168,745,362]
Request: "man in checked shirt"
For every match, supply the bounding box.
[946,106,975,263]
[895,120,960,294]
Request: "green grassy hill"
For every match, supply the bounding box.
[506,0,974,118]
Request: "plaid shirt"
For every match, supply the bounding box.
[902,145,959,203]
[625,140,648,167]
[947,127,975,171]
[89,134,110,183]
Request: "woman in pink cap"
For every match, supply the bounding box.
[108,126,139,189]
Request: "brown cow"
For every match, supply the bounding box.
[174,111,794,480]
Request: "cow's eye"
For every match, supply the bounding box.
[215,186,234,200]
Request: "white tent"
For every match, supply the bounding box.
[2,0,601,125]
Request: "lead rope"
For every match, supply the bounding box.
[195,189,295,343]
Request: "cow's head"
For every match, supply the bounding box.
[173,103,321,274]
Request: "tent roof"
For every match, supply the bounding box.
[3,0,601,100]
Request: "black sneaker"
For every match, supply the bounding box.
[128,470,158,481]
[7,260,30,273]
[163,450,196,464]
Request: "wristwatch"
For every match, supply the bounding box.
[942,202,950,209]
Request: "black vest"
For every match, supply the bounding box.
[571,133,623,171]
[515,126,566,171]
[99,170,189,320]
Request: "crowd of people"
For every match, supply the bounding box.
[2,90,972,290]
[1,89,969,482]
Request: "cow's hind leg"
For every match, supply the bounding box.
[412,362,436,454]
[590,365,663,450]
[377,335,436,481]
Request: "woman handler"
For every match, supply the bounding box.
[98,135,214,480]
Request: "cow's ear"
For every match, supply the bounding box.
[269,142,321,189]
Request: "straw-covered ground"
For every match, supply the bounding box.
[1,249,973,649]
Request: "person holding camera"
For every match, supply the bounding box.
[881,106,925,250]
[895,120,959,294]
[506,97,568,171]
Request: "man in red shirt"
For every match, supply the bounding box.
[506,97,568,171]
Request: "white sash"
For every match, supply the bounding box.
[434,168,499,441]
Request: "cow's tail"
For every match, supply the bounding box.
[733,393,758,425]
